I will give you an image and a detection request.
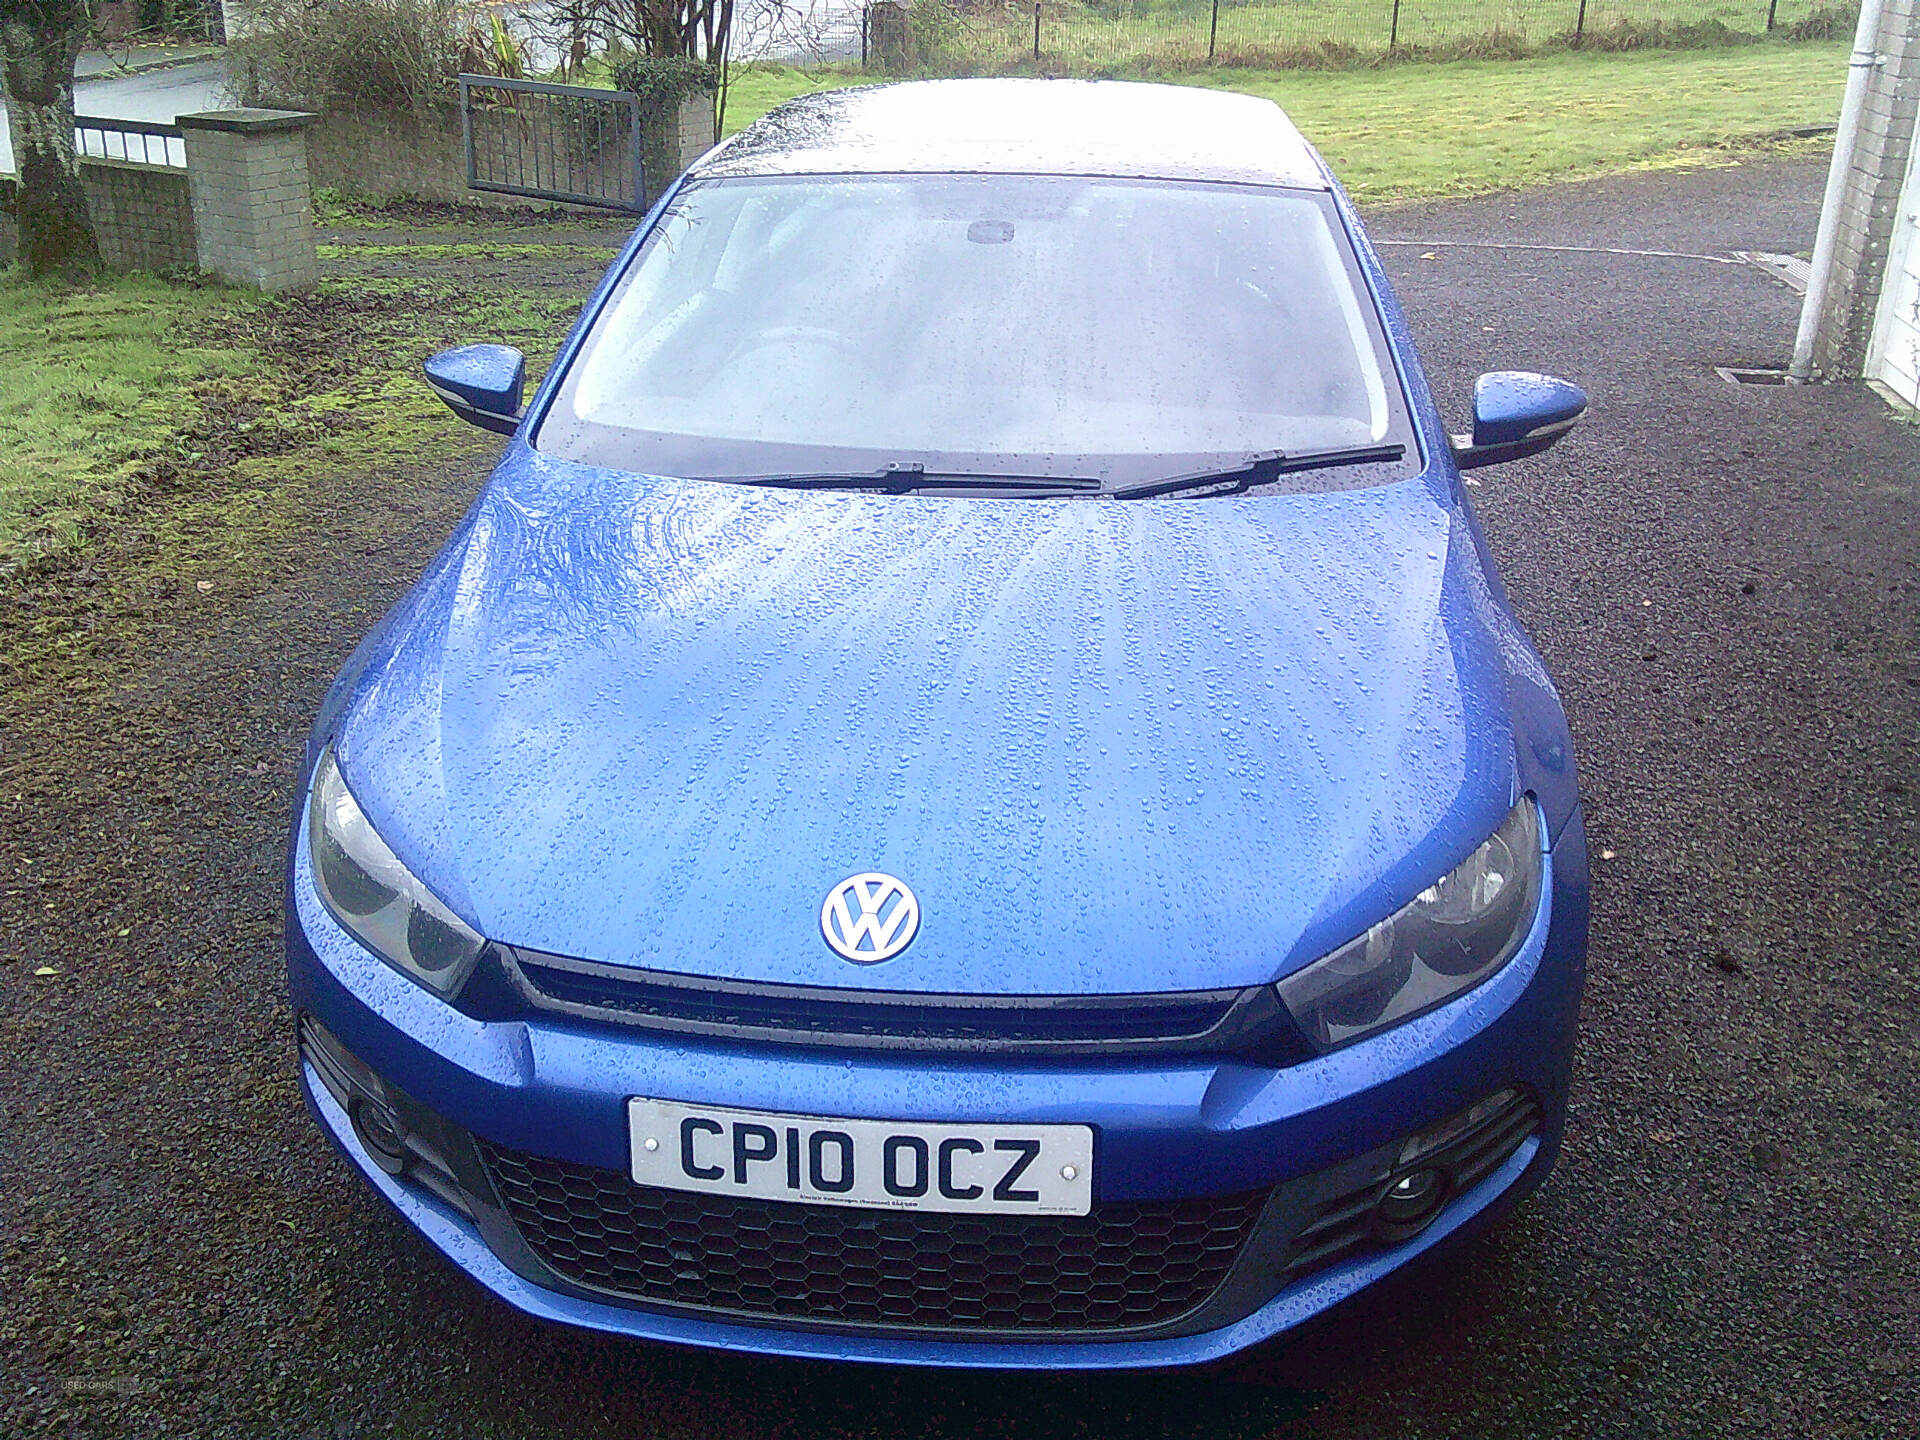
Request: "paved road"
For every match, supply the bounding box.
[2,158,1917,1438]
[0,60,225,172]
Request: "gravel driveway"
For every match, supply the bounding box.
[2,156,1915,1438]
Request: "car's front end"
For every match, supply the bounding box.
[289,786,1584,1367]
[286,77,1589,1368]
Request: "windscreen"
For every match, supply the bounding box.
[538,173,1413,487]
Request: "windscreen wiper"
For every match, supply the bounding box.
[1105,443,1408,501]
[726,463,1103,495]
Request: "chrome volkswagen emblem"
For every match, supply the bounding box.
[820,873,919,963]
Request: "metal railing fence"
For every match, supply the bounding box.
[74,115,186,169]
[845,0,1849,73]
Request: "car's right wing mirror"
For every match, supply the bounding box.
[423,344,527,436]
[1451,371,1587,471]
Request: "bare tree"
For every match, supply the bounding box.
[526,0,766,136]
[530,0,739,76]
[0,0,101,276]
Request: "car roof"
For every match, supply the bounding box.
[693,79,1329,190]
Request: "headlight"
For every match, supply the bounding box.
[1277,799,1543,1051]
[307,747,485,997]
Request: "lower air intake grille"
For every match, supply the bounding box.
[1279,1087,1543,1286]
[476,1141,1266,1333]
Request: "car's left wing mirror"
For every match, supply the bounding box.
[1451,371,1587,471]
[423,344,527,436]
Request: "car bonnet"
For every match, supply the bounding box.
[332,448,1523,996]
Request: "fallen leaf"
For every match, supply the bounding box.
[116,927,130,937]
[196,580,214,593]
[33,966,60,977]
[1599,848,1616,860]
[1419,251,1437,260]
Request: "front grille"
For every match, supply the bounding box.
[477,1139,1267,1333]
[496,946,1313,1065]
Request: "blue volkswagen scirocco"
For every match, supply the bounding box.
[287,78,1590,1368]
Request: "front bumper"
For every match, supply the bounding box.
[286,808,1588,1368]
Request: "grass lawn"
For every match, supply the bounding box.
[0,276,260,576]
[0,266,583,588]
[905,0,1841,72]
[726,41,1847,201]
[1202,42,1848,200]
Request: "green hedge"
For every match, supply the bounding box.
[611,55,720,110]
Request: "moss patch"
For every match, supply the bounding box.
[0,266,589,703]
[318,242,622,263]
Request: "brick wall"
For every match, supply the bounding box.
[1809,0,1920,379]
[0,160,195,272]
[79,158,197,272]
[305,99,709,212]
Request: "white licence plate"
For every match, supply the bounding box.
[627,1098,1094,1216]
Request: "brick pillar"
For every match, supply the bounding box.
[639,89,718,206]
[1805,0,1920,379]
[177,109,319,293]
[673,90,719,176]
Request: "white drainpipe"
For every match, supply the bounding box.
[1789,0,1890,382]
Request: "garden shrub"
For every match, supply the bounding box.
[227,0,505,113]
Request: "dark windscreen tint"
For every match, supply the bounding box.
[538,174,1416,487]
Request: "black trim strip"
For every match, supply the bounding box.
[494,946,1315,1063]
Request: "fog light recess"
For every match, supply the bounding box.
[1371,1166,1449,1240]
[349,1093,409,1175]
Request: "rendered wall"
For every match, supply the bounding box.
[305,106,524,210]
[1808,0,1920,379]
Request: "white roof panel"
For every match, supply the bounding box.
[695,79,1329,189]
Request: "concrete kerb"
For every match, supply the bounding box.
[75,44,223,81]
